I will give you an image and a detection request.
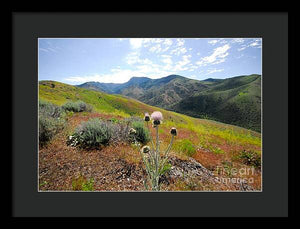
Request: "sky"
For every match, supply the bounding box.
[38,38,262,85]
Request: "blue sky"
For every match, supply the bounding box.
[38,38,262,84]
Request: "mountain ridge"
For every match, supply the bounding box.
[77,74,261,132]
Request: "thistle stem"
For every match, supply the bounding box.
[146,122,155,150]
[159,135,174,173]
[154,126,160,190]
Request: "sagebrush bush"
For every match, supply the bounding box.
[109,122,130,143]
[131,121,150,145]
[39,116,57,145]
[39,100,63,118]
[39,100,65,146]
[69,118,112,149]
[124,116,144,124]
[62,100,92,113]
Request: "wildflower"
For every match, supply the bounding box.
[129,128,136,135]
[144,113,150,122]
[170,127,177,136]
[151,111,163,121]
[141,145,150,154]
[139,111,177,191]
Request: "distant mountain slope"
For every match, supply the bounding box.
[77,81,123,94]
[170,74,261,132]
[78,75,211,107]
[77,74,261,132]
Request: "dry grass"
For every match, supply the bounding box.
[39,112,262,191]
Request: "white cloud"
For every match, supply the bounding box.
[126,52,140,64]
[196,44,230,66]
[129,39,143,49]
[188,64,199,71]
[238,47,246,51]
[237,39,262,51]
[176,38,185,47]
[148,38,173,53]
[174,55,191,71]
[161,55,173,65]
[129,38,167,49]
[64,65,177,84]
[219,39,228,44]
[250,42,259,47]
[39,48,49,52]
[170,47,187,56]
[206,68,224,75]
[180,55,191,65]
[163,39,173,46]
[48,48,58,53]
[232,38,244,43]
[125,52,153,65]
[208,40,219,45]
[149,44,162,53]
[39,46,60,53]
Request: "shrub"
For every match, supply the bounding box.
[238,150,261,169]
[62,100,92,112]
[131,121,150,145]
[124,116,144,124]
[39,100,63,118]
[69,118,112,149]
[174,139,196,157]
[39,100,65,146]
[109,117,120,124]
[39,116,57,145]
[109,121,130,143]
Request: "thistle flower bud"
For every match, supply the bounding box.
[141,145,150,154]
[152,119,161,127]
[170,127,177,136]
[129,128,136,135]
[144,113,150,122]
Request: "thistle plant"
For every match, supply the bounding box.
[130,111,177,191]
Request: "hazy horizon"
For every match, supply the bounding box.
[38,38,262,85]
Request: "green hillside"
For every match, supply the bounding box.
[170,74,261,132]
[39,80,261,147]
[77,74,261,132]
[39,80,262,191]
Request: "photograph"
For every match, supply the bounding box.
[38,38,262,192]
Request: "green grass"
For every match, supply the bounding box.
[171,74,261,132]
[72,175,95,191]
[39,80,261,156]
[173,139,196,157]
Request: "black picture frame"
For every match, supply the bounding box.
[11,11,293,219]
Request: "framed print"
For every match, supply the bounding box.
[11,11,291,218]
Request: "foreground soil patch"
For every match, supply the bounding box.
[39,113,259,191]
